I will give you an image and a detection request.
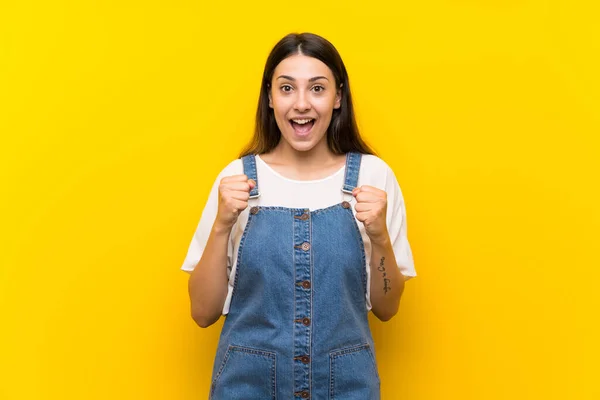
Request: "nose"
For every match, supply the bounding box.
[294,90,311,112]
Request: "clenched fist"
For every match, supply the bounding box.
[352,185,389,245]
[213,174,256,232]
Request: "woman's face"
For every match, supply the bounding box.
[269,54,341,153]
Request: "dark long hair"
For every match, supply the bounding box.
[239,32,376,158]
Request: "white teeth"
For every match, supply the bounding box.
[291,119,314,124]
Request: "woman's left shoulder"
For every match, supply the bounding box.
[357,154,406,196]
[358,153,394,175]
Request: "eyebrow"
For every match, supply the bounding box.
[276,75,329,82]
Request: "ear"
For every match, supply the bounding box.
[334,83,343,109]
[268,85,273,108]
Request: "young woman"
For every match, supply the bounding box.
[181,32,417,400]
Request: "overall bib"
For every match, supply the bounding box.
[209,152,381,400]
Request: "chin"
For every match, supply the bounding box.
[289,136,327,153]
[290,143,316,152]
[282,130,326,151]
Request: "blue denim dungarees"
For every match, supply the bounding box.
[209,152,380,399]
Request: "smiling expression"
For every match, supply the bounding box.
[268,54,342,152]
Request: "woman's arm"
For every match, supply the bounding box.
[188,222,231,328]
[368,234,405,321]
[187,174,255,328]
[352,173,414,322]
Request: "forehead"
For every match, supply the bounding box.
[273,54,334,81]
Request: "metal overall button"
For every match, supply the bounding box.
[294,317,311,326]
[250,206,259,214]
[341,201,351,209]
[300,280,311,289]
[294,355,310,364]
[295,390,310,398]
[294,242,311,251]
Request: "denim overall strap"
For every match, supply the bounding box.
[241,154,260,199]
[341,152,362,194]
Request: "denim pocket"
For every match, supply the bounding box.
[329,343,380,400]
[210,345,276,400]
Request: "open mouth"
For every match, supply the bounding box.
[289,118,315,135]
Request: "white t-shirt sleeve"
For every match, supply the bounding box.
[180,161,238,275]
[385,165,417,280]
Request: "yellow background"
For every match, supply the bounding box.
[1,1,599,399]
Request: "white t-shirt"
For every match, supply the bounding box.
[180,153,417,314]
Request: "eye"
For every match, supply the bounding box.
[312,85,325,93]
[280,84,293,92]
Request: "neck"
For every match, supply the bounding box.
[268,137,338,168]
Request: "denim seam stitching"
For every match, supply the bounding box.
[329,343,376,399]
[230,211,257,301]
[210,344,233,398]
[292,209,296,396]
[308,209,313,396]
[211,345,277,398]
[329,352,335,400]
[365,345,381,384]
[345,207,368,296]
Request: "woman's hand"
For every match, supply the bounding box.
[213,174,256,233]
[352,185,389,245]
